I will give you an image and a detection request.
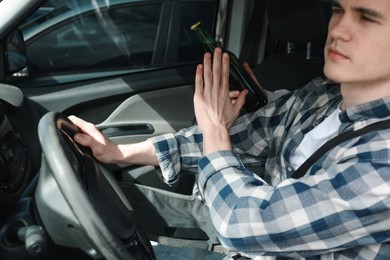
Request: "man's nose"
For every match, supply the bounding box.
[328,16,352,42]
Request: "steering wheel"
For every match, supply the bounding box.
[36,112,155,260]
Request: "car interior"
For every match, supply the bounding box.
[252,0,328,92]
[0,0,331,259]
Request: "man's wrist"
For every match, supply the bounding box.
[203,127,232,155]
[117,141,158,166]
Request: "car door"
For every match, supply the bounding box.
[8,0,218,146]
[4,0,219,193]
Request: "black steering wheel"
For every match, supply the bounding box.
[36,112,155,260]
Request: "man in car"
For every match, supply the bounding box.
[70,0,390,258]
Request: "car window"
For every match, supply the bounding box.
[178,1,216,63]
[24,2,161,75]
[17,0,217,77]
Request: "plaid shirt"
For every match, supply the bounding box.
[149,77,390,259]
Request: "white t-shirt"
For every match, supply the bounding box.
[289,107,342,170]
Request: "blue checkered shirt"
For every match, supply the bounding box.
[149,77,390,259]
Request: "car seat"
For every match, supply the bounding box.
[252,0,328,92]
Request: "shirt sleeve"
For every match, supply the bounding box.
[148,125,203,185]
[197,146,390,258]
[148,109,273,185]
[148,91,294,185]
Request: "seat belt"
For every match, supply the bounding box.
[291,118,390,179]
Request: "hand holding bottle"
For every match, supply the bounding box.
[229,63,259,104]
[191,21,267,112]
[194,48,247,155]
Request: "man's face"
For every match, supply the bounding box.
[324,0,390,86]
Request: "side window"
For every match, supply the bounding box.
[179,1,217,63]
[11,0,218,82]
[25,3,162,75]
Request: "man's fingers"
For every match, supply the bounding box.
[212,48,223,92]
[194,64,204,99]
[234,89,248,112]
[68,115,105,145]
[229,90,240,98]
[243,62,260,86]
[221,52,230,93]
[68,115,84,126]
[73,132,91,146]
[68,115,94,134]
[203,52,213,94]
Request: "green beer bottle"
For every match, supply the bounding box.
[191,21,268,112]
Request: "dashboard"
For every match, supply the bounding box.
[0,102,27,193]
[0,84,45,210]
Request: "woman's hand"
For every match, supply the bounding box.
[193,48,247,155]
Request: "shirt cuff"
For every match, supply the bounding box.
[148,133,181,185]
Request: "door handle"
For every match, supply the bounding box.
[99,124,155,137]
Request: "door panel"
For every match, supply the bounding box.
[20,65,197,123]
[98,85,195,144]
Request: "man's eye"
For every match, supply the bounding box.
[331,7,343,15]
[361,15,376,23]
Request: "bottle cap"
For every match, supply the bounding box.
[190,21,201,31]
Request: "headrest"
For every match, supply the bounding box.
[267,0,327,44]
